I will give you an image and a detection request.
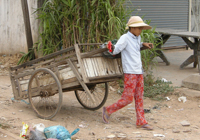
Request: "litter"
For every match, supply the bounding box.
[153,134,165,137]
[20,122,29,138]
[33,123,45,133]
[161,78,169,82]
[178,96,187,103]
[11,97,30,105]
[144,109,151,113]
[165,97,170,101]
[29,127,46,140]
[44,125,79,140]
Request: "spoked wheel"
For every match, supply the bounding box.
[28,68,62,119]
[75,82,108,110]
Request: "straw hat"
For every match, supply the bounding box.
[125,16,152,30]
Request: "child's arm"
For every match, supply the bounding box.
[141,43,154,50]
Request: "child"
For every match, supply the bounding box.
[102,16,154,130]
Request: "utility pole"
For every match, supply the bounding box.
[21,0,33,51]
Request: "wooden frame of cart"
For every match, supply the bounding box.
[9,43,123,119]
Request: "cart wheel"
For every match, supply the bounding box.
[75,82,108,110]
[28,68,62,119]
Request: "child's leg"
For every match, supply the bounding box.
[134,74,147,126]
[106,74,136,115]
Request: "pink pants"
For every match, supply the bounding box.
[106,74,147,126]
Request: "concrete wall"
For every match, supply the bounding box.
[0,0,39,54]
[191,0,200,32]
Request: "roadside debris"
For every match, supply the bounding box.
[165,97,170,101]
[161,78,170,83]
[153,134,165,137]
[44,125,79,140]
[144,109,151,113]
[20,122,29,139]
[178,96,187,103]
[19,123,79,140]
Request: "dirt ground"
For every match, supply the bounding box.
[0,52,200,140]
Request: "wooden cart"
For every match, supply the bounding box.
[9,43,123,119]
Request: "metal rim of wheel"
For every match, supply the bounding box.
[75,82,108,110]
[28,68,63,119]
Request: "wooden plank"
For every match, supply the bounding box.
[92,58,100,76]
[16,79,23,99]
[14,58,75,79]
[9,69,20,100]
[81,47,108,58]
[10,46,75,71]
[90,58,97,76]
[67,59,95,102]
[74,44,89,82]
[106,58,115,74]
[155,28,200,38]
[88,74,122,81]
[83,58,90,77]
[85,58,95,77]
[54,66,61,82]
[96,57,106,76]
[113,59,121,74]
[86,77,122,84]
[101,57,109,75]
[117,58,123,73]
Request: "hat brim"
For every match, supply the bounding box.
[126,23,152,30]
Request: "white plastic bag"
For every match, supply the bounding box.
[33,123,45,132]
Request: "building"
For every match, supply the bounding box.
[0,0,199,54]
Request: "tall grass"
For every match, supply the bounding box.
[39,0,133,51]
[18,0,133,64]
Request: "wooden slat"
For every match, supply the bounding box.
[90,58,97,77]
[9,69,20,100]
[96,57,106,76]
[16,79,23,98]
[81,47,107,58]
[15,51,76,74]
[113,59,121,74]
[117,58,123,73]
[67,59,95,102]
[106,58,115,74]
[86,58,95,77]
[101,57,109,75]
[88,74,122,81]
[92,58,100,76]
[10,46,75,71]
[74,44,89,82]
[83,58,90,77]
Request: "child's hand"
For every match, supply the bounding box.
[143,43,154,49]
[107,41,113,52]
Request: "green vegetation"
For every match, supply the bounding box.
[144,78,174,100]
[18,0,133,64]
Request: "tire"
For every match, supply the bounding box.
[28,68,63,119]
[75,82,108,110]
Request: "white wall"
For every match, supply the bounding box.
[191,0,200,32]
[0,0,38,54]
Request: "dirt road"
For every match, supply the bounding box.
[0,74,200,140]
[1,50,200,140]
